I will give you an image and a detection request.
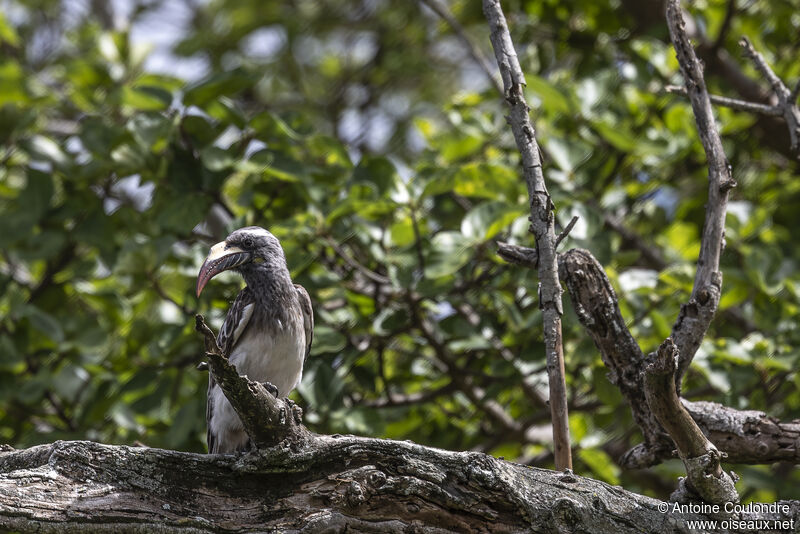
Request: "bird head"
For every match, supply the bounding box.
[196,226,285,297]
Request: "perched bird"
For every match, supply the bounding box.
[196,226,313,454]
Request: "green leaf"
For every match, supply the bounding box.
[526,75,572,114]
[121,86,170,111]
[180,115,222,147]
[183,69,260,107]
[423,163,520,201]
[590,120,636,151]
[129,112,173,152]
[0,13,20,46]
[578,448,620,485]
[543,136,591,173]
[200,146,236,171]
[424,232,472,278]
[26,135,69,167]
[352,156,397,196]
[311,326,347,353]
[440,133,483,162]
[24,305,64,344]
[461,201,520,241]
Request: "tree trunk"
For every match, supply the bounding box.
[1,439,798,533]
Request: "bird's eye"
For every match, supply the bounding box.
[243,237,254,249]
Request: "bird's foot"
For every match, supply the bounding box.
[283,398,304,424]
[261,381,279,397]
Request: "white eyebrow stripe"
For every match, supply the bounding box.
[233,227,272,239]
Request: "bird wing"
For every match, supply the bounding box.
[217,286,256,357]
[206,287,255,453]
[294,284,313,364]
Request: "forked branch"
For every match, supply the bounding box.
[666,0,735,389]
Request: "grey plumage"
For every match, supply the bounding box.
[198,227,313,454]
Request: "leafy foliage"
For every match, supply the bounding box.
[1,0,799,501]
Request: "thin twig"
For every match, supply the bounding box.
[554,216,579,250]
[483,0,571,470]
[711,0,736,54]
[666,84,781,116]
[454,302,548,408]
[408,297,524,435]
[419,0,503,95]
[324,236,391,285]
[601,212,666,270]
[364,383,457,408]
[790,78,800,104]
[740,36,800,153]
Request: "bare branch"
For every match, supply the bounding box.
[666,84,782,116]
[740,37,790,103]
[666,0,736,388]
[558,249,672,457]
[324,236,391,285]
[483,0,571,470]
[790,78,800,104]
[6,439,797,532]
[626,400,800,467]
[710,0,736,53]
[644,340,713,460]
[554,215,579,250]
[418,0,503,95]
[496,241,538,268]
[643,338,739,504]
[740,37,800,153]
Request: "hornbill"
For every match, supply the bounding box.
[196,226,313,453]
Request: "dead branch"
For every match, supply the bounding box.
[643,338,739,505]
[665,85,782,116]
[739,37,800,153]
[499,243,800,469]
[418,0,503,94]
[5,439,798,533]
[483,0,572,470]
[666,0,736,389]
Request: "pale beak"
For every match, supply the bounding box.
[196,241,252,297]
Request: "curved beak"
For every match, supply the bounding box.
[196,241,252,297]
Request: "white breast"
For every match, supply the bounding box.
[228,314,306,395]
[209,309,306,453]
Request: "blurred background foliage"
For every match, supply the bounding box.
[1,0,799,502]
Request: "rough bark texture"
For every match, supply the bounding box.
[626,401,800,467]
[483,0,572,471]
[2,439,800,534]
[499,242,800,469]
[557,249,667,452]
